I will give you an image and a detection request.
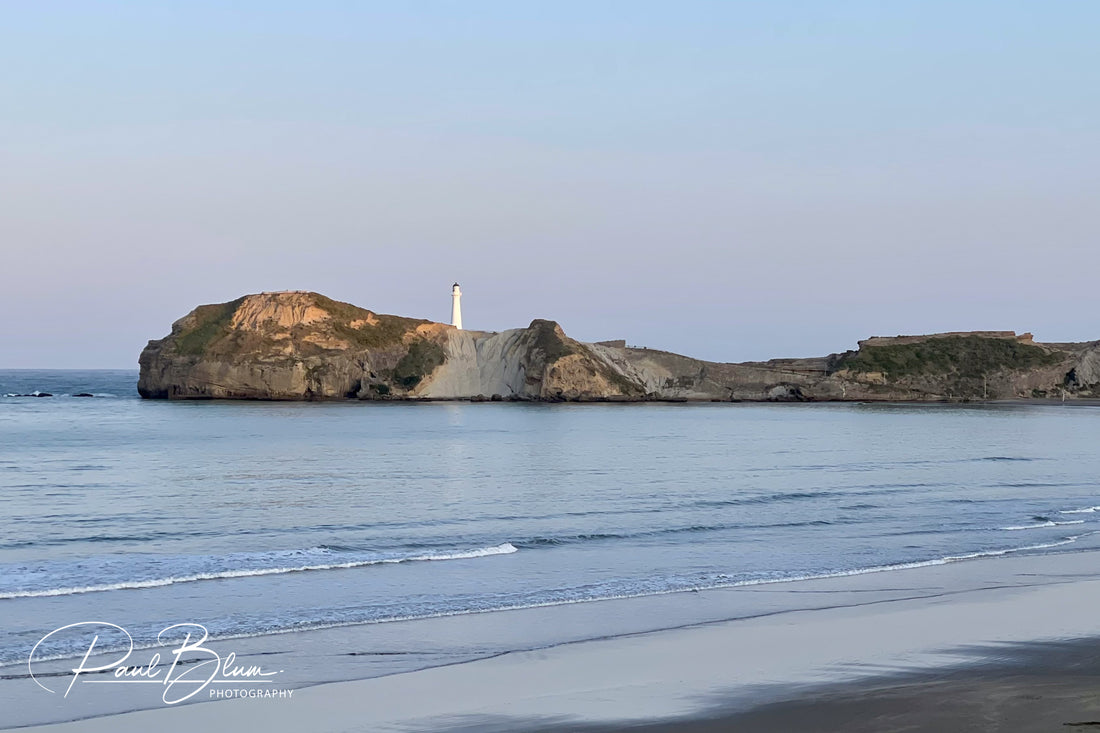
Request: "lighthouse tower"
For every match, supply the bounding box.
[450,283,463,330]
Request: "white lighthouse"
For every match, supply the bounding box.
[450,283,463,330]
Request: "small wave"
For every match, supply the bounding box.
[0,528,227,550]
[945,536,1085,559]
[693,491,824,508]
[0,543,517,600]
[1062,506,1100,515]
[519,534,624,547]
[515,519,836,548]
[9,534,1094,669]
[1001,520,1085,531]
[30,535,1096,666]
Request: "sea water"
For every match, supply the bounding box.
[3,369,1099,671]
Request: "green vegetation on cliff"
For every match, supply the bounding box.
[392,339,446,389]
[836,336,1065,380]
[169,293,428,358]
[529,319,576,362]
[312,294,426,349]
[174,297,246,356]
[527,320,643,397]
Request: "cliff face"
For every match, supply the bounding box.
[419,320,643,401]
[139,292,1100,402]
[137,292,647,401]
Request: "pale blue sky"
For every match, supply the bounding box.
[2,2,1098,367]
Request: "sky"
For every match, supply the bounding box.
[2,1,1098,368]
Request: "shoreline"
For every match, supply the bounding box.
[16,546,1100,732]
[24,393,1100,405]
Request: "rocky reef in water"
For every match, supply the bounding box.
[138,291,1100,402]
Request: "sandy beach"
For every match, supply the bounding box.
[13,546,1100,732]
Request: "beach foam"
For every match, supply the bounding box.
[1001,519,1085,530]
[0,543,517,600]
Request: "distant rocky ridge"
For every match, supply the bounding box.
[138,291,1100,402]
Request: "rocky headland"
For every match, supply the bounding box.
[137,291,1100,402]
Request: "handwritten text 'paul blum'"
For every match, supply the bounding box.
[30,622,291,705]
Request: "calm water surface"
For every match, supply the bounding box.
[2,369,1099,666]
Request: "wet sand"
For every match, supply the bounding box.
[552,639,1100,732]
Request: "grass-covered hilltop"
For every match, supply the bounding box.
[138,291,1100,402]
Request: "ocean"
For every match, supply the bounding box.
[3,369,1100,723]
